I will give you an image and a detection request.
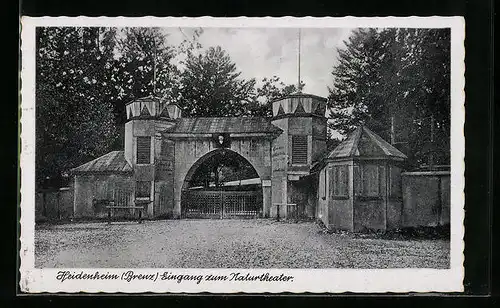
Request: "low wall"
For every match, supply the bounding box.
[401,171,450,227]
[35,188,74,221]
[73,173,134,218]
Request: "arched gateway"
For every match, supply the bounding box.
[162,117,280,218]
[72,93,329,220]
[180,148,264,218]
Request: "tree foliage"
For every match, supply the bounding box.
[36,27,119,187]
[328,28,451,168]
[189,152,258,188]
[246,76,305,117]
[114,28,180,121]
[177,46,256,117]
[35,27,315,188]
[176,28,204,56]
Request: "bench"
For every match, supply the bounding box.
[105,200,150,224]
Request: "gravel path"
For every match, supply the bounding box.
[35,219,449,268]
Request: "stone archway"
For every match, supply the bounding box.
[165,134,274,219]
[180,148,264,218]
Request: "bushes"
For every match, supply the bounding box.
[352,225,450,240]
[316,220,450,240]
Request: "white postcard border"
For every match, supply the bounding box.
[19,16,465,293]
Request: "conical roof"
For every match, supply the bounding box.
[271,92,327,118]
[327,126,407,160]
[125,95,182,120]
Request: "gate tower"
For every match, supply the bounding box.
[270,93,328,218]
[124,96,182,217]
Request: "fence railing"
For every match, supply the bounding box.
[181,190,262,219]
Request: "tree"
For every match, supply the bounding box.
[177,46,256,117]
[36,27,119,188]
[399,29,451,167]
[114,28,180,120]
[328,28,451,168]
[246,76,305,117]
[328,28,393,138]
[176,27,204,56]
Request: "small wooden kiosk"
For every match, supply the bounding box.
[316,126,407,231]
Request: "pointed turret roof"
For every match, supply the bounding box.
[277,104,285,116]
[327,126,407,160]
[294,101,306,113]
[140,104,151,116]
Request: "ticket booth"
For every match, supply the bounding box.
[318,126,407,231]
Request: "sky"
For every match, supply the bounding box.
[162,27,354,98]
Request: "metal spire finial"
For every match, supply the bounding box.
[297,28,302,93]
[153,37,157,95]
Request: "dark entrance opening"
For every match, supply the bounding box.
[181,149,263,219]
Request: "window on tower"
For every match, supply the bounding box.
[136,136,151,164]
[291,135,308,164]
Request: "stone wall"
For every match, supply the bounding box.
[270,118,288,218]
[401,171,451,227]
[35,188,73,221]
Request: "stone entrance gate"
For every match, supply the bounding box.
[72,93,328,220]
[162,119,279,218]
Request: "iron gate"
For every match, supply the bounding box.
[181,190,263,219]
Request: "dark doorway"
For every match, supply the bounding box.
[181,149,263,219]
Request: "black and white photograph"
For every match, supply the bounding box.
[19,17,465,293]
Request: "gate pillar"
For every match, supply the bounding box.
[262,179,272,217]
[172,178,184,218]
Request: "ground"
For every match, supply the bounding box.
[35,219,450,268]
